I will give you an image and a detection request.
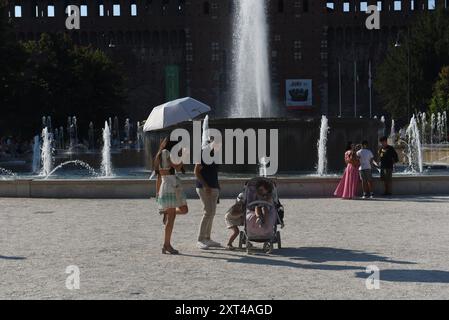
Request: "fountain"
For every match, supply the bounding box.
[380,116,386,136]
[101,121,113,177]
[316,115,329,176]
[32,135,41,174]
[73,116,78,145]
[136,121,143,151]
[124,118,131,145]
[232,0,272,118]
[443,111,448,142]
[0,167,16,179]
[202,115,210,148]
[430,113,436,145]
[59,126,65,149]
[437,112,443,143]
[405,116,423,173]
[39,127,53,176]
[54,128,60,149]
[389,119,396,144]
[259,157,268,177]
[419,112,427,145]
[45,160,98,179]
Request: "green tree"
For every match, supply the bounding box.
[375,8,449,119]
[430,66,449,114]
[18,33,127,138]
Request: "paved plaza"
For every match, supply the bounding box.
[2,196,449,300]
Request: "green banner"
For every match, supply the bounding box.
[165,65,180,101]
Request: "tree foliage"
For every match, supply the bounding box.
[0,6,126,138]
[19,33,127,137]
[375,8,449,120]
[430,66,449,114]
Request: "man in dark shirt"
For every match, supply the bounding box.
[378,136,399,196]
[195,141,221,250]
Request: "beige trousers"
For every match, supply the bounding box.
[196,188,220,242]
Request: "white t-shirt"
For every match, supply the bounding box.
[357,148,374,171]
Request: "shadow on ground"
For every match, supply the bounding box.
[355,269,449,284]
[181,246,415,273]
[369,195,449,203]
[0,255,26,260]
[185,247,449,284]
[277,247,414,265]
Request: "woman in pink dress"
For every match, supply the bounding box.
[334,143,360,199]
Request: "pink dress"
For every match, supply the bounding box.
[334,151,360,199]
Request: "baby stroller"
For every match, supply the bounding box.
[238,177,284,254]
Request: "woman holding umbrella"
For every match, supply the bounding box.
[154,137,188,255]
[145,97,211,254]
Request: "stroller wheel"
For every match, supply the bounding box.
[246,239,252,254]
[238,231,245,249]
[263,242,273,254]
[276,231,282,249]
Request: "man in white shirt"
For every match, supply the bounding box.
[356,140,377,199]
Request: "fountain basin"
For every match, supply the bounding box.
[2,175,449,198]
[145,117,382,173]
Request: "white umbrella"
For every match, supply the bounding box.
[143,97,211,132]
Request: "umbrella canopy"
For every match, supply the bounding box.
[143,97,211,132]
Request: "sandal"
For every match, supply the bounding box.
[162,245,179,255]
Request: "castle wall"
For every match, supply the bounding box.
[5,1,448,119]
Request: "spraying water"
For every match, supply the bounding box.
[443,111,448,142]
[0,167,16,179]
[202,115,210,148]
[232,0,272,118]
[316,116,329,176]
[39,127,53,176]
[437,112,443,143]
[101,121,113,177]
[405,116,423,173]
[124,118,130,144]
[430,113,436,145]
[44,160,98,179]
[389,119,396,143]
[259,157,268,177]
[380,116,386,136]
[72,116,78,145]
[136,121,143,150]
[420,112,427,144]
[32,135,41,174]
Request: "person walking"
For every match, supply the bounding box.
[334,142,360,199]
[154,137,188,255]
[378,136,399,196]
[357,140,377,199]
[195,139,221,250]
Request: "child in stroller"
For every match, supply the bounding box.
[253,179,273,227]
[225,177,284,253]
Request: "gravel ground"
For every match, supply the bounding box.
[1,196,449,300]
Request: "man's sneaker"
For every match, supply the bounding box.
[197,241,209,250]
[370,193,374,199]
[362,194,367,199]
[206,240,221,248]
